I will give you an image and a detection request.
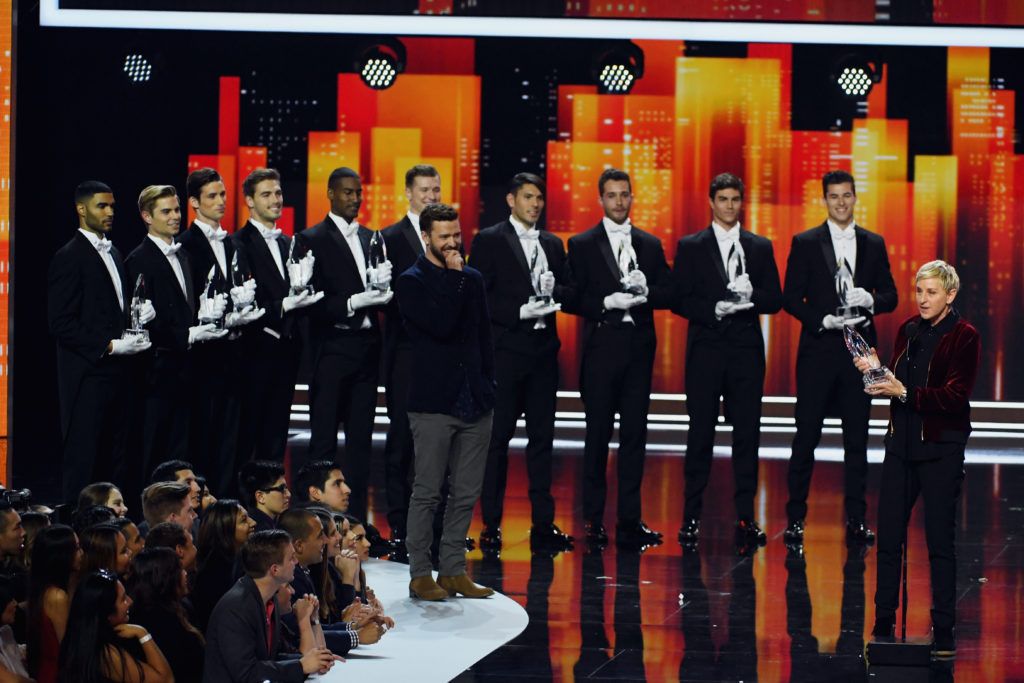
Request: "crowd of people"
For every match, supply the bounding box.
[0,457,394,682]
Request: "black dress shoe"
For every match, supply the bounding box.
[783,519,804,544]
[584,522,609,545]
[616,520,663,547]
[871,615,895,643]
[677,518,700,544]
[931,626,956,658]
[479,525,502,550]
[735,519,767,545]
[530,523,574,549]
[846,519,876,545]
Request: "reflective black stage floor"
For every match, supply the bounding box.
[282,430,1024,683]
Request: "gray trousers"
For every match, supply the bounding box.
[407,410,492,578]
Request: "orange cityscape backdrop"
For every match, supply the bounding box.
[186,39,1020,400]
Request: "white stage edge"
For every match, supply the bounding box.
[312,559,528,682]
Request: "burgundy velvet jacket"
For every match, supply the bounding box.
[887,314,981,443]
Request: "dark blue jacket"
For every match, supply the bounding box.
[396,255,496,418]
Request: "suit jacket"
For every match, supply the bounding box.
[231,221,295,339]
[563,221,672,342]
[179,221,238,301]
[294,216,384,362]
[469,220,569,357]
[202,575,305,683]
[673,226,783,358]
[783,222,898,350]
[396,255,496,417]
[380,215,424,358]
[125,236,196,353]
[47,231,131,434]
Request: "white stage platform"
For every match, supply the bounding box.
[312,559,528,682]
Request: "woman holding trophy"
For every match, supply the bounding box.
[852,259,980,658]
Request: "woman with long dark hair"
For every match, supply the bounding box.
[126,548,204,682]
[192,500,255,631]
[77,483,129,519]
[855,260,980,658]
[27,525,82,683]
[80,525,131,578]
[56,570,172,683]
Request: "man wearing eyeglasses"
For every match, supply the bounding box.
[239,460,292,532]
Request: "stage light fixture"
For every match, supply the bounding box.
[833,56,880,99]
[592,41,645,95]
[123,54,153,83]
[354,38,406,91]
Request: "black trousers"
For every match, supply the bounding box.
[580,324,655,524]
[61,369,133,505]
[383,342,415,535]
[786,346,871,522]
[683,341,765,521]
[140,353,191,481]
[236,331,301,465]
[875,448,965,632]
[480,346,557,528]
[189,339,245,498]
[307,331,380,521]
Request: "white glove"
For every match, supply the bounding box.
[349,289,393,312]
[621,269,648,297]
[137,300,157,325]
[199,293,228,322]
[225,306,266,328]
[374,260,394,286]
[109,337,151,355]
[846,287,874,309]
[520,300,561,320]
[714,300,755,319]
[822,314,866,330]
[188,323,228,345]
[603,292,647,311]
[300,252,316,287]
[230,280,257,309]
[727,273,753,301]
[538,271,555,296]
[282,290,325,313]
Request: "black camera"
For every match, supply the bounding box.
[0,487,32,510]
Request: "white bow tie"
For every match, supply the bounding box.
[607,223,630,236]
[207,227,228,242]
[340,224,359,240]
[831,227,855,241]
[162,242,182,256]
[258,227,282,241]
[519,230,539,241]
[95,239,112,254]
[717,232,739,244]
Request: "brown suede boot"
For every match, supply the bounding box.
[437,573,495,598]
[409,575,448,601]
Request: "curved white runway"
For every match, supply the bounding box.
[312,559,528,682]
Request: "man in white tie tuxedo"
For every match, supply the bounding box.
[672,173,782,551]
[126,185,228,483]
[294,167,392,522]
[48,181,156,504]
[782,170,898,547]
[232,168,323,464]
[180,168,265,496]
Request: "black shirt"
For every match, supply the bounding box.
[889,309,961,461]
[131,605,205,682]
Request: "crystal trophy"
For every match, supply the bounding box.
[528,244,551,305]
[198,265,224,329]
[124,274,150,343]
[725,244,748,303]
[835,259,859,320]
[230,252,255,313]
[844,326,888,387]
[365,230,389,293]
[618,241,645,295]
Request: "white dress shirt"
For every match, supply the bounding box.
[828,219,857,275]
[146,234,188,299]
[78,228,124,310]
[509,214,548,285]
[194,217,228,276]
[406,211,425,254]
[602,216,636,323]
[250,218,285,279]
[328,212,371,329]
[712,221,744,282]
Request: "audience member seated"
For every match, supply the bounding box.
[57,570,173,683]
[308,508,358,620]
[140,482,195,538]
[126,548,204,682]
[202,530,337,683]
[0,575,31,682]
[77,483,129,518]
[0,503,27,598]
[293,461,351,512]
[80,524,131,578]
[275,583,328,658]
[238,461,291,533]
[109,518,145,561]
[149,460,202,513]
[19,512,50,568]
[27,525,81,683]
[70,505,116,536]
[144,523,197,573]
[341,514,393,627]
[195,476,218,514]
[193,499,254,631]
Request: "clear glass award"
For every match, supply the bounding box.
[528,245,551,305]
[725,245,748,303]
[198,265,224,329]
[365,230,389,293]
[124,274,150,343]
[835,259,858,320]
[230,252,254,313]
[618,241,645,295]
[844,326,889,387]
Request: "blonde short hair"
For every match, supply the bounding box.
[915,259,960,293]
[138,184,178,216]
